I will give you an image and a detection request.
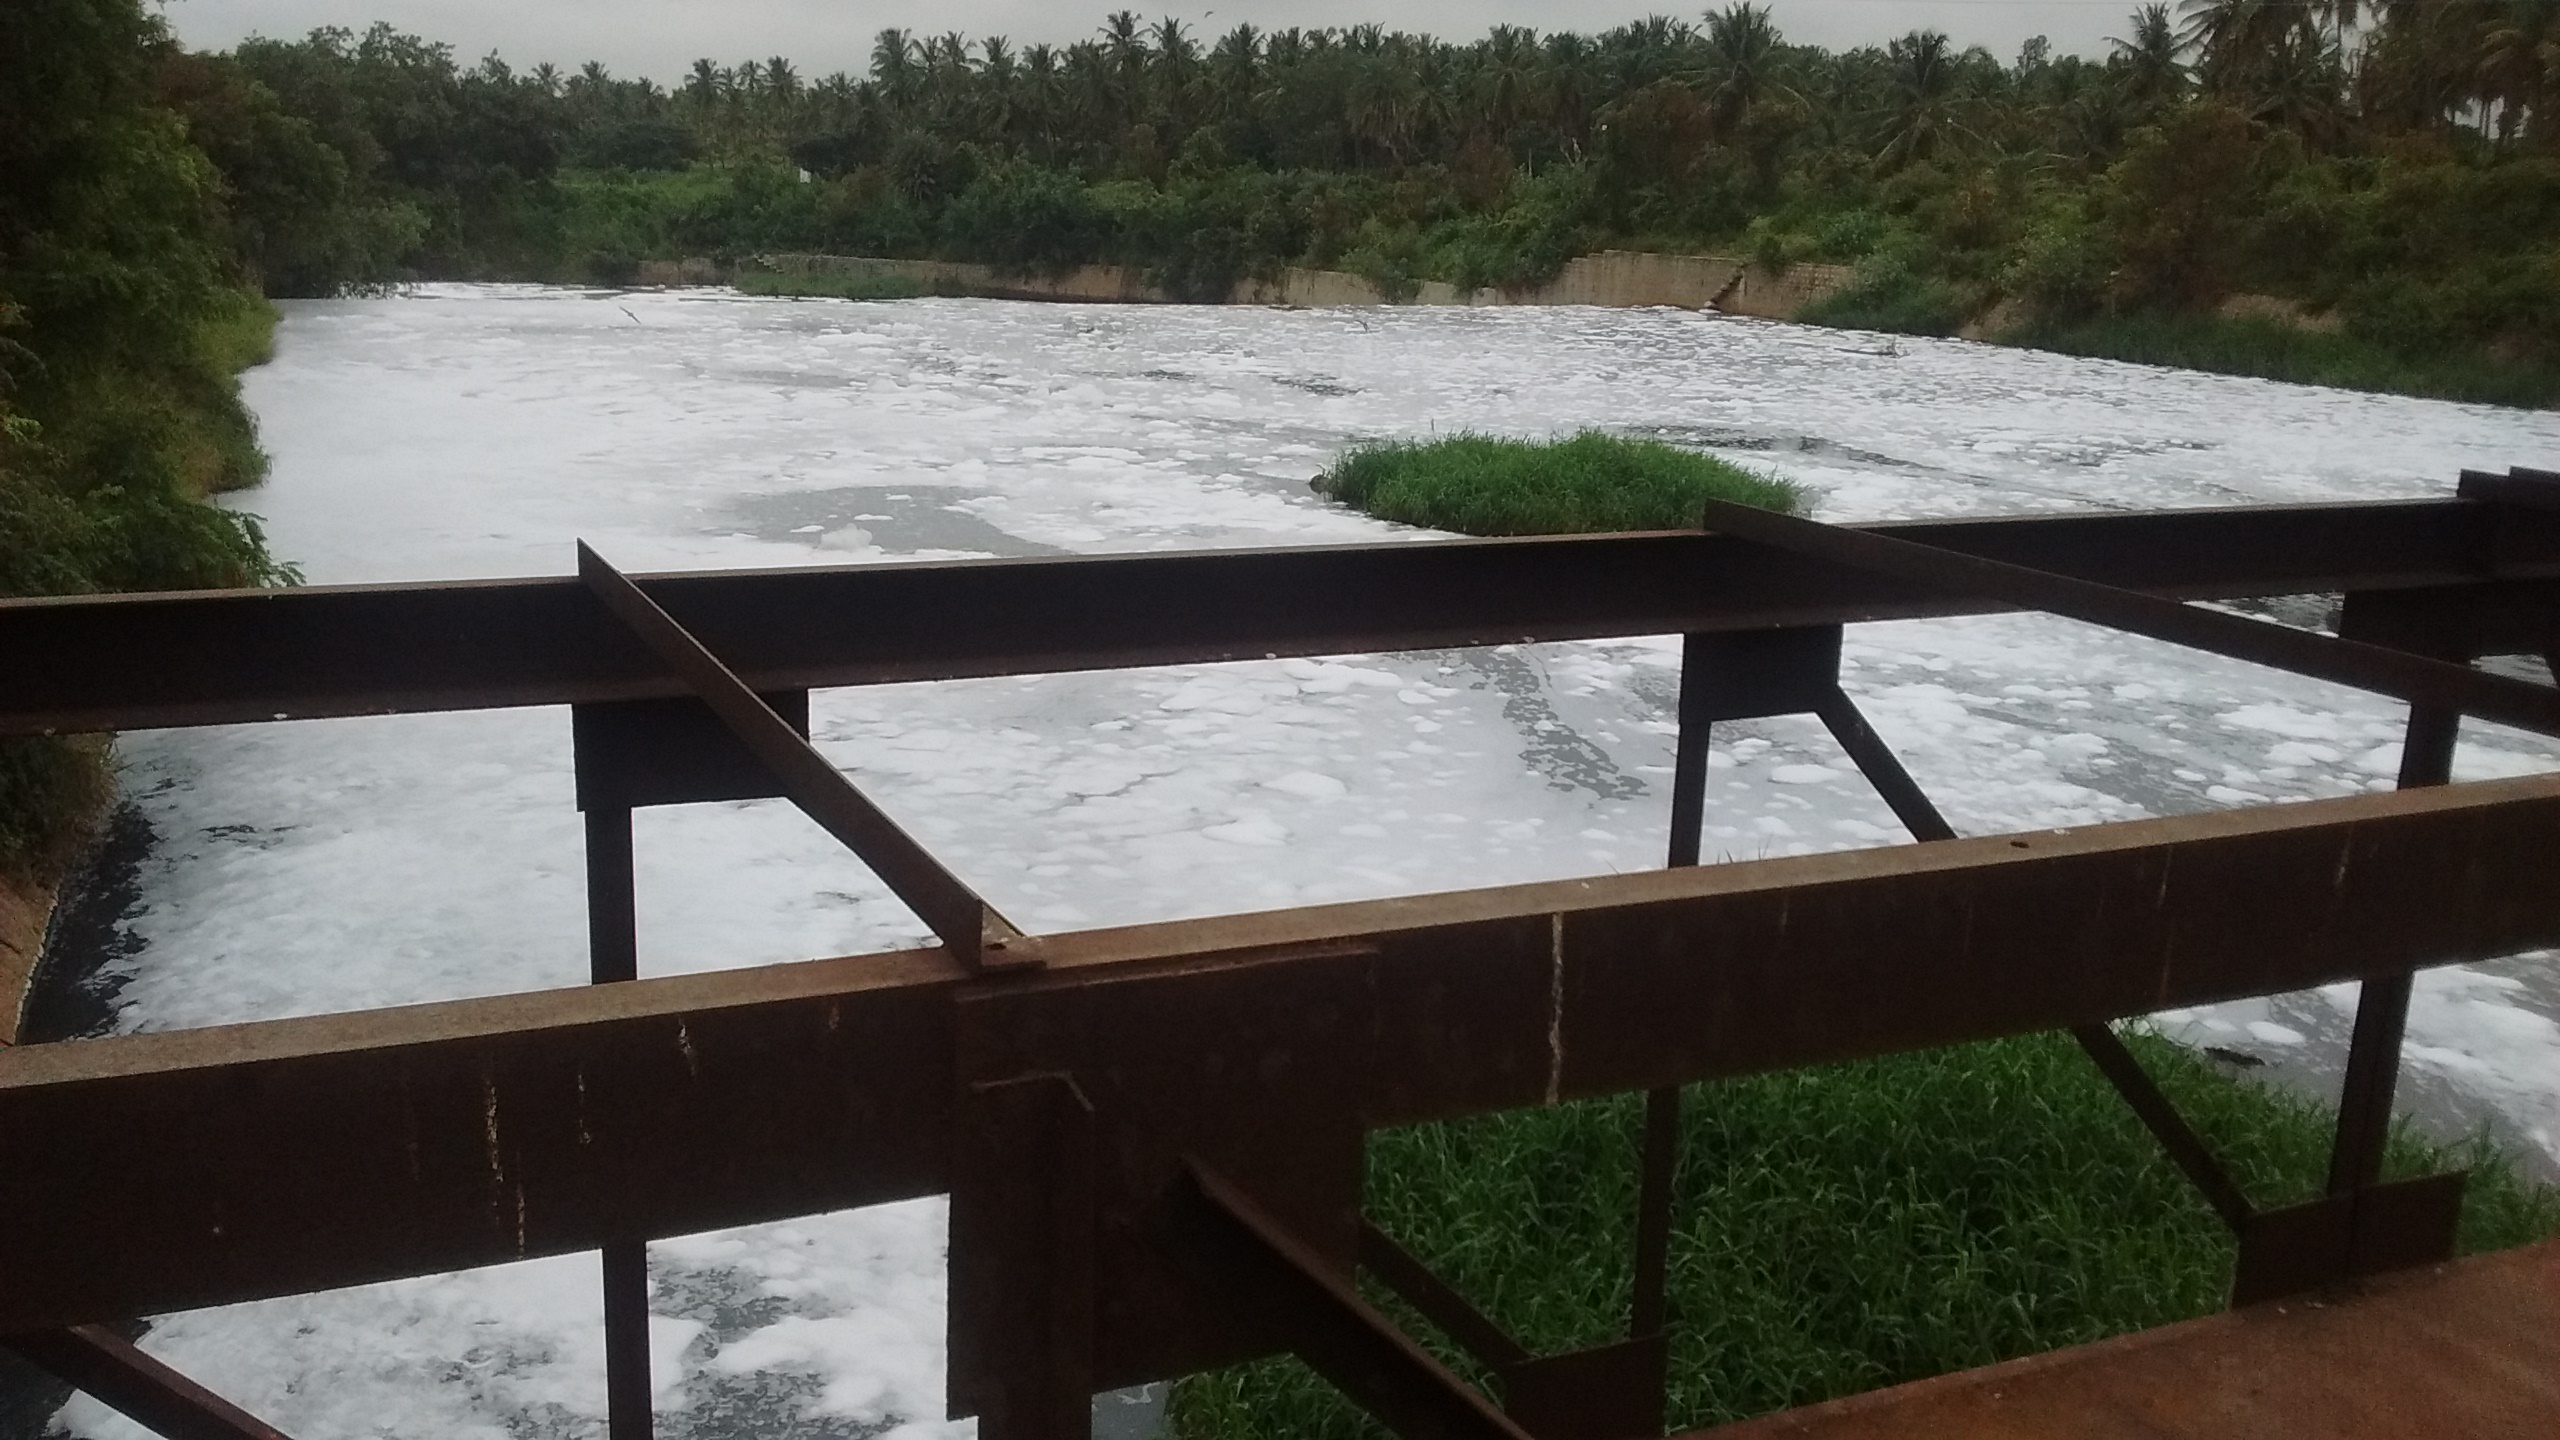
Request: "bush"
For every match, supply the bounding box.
[1799,255,1971,336]
[1312,431,1801,535]
[1337,220,1429,303]
[0,737,113,882]
[1170,1031,2560,1438]
[939,162,1110,277]
[2003,211,2111,324]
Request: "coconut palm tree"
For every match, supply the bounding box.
[1878,29,1972,163]
[1695,3,1795,139]
[2477,0,2559,146]
[871,29,920,110]
[2112,4,2193,112]
[2182,0,2314,95]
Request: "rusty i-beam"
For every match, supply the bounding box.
[1,477,2558,1440]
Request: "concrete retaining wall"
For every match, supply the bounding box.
[729,248,1855,319]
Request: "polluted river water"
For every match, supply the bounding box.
[29,284,2560,1439]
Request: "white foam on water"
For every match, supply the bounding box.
[51,286,2560,1437]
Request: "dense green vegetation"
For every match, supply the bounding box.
[1313,432,1801,534]
[1170,1031,2560,1437]
[2009,311,2560,407]
[139,3,2560,403]
[2,0,295,881]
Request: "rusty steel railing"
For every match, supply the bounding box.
[1,471,2557,1440]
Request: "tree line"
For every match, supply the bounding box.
[169,3,2556,356]
[3,0,294,879]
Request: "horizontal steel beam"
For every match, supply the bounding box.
[1700,500,2560,736]
[3,500,2553,736]
[1,775,2556,1334]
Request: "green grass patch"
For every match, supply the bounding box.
[1169,1030,2560,1438]
[2007,313,2560,411]
[195,294,280,377]
[1312,431,1802,536]
[733,270,927,301]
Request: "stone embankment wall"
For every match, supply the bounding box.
[677,248,1855,319]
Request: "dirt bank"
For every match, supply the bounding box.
[0,873,52,1044]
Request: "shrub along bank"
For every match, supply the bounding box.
[2,0,294,884]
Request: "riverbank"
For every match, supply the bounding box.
[0,875,48,1043]
[680,249,2556,411]
[683,248,1857,320]
[0,291,287,1044]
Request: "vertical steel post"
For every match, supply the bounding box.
[2325,704,2459,1195]
[955,1076,1097,1440]
[1628,635,1717,1343]
[583,805,653,1440]
[585,807,638,986]
[1665,633,1713,871]
[1627,1090,1680,1340]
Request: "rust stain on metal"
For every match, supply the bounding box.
[481,1073,507,1246]
[1545,913,1565,1106]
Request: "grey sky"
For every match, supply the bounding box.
[162,1,2147,86]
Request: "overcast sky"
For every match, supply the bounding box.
[161,1,2148,85]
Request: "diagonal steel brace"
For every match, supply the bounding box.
[577,542,1031,970]
[5,1326,294,1440]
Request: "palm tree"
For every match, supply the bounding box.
[2476,0,2559,147]
[683,58,721,115]
[1878,29,1971,164]
[1473,24,1543,149]
[765,56,800,117]
[2112,4,2192,112]
[2181,0,2313,96]
[1099,10,1150,129]
[1020,43,1067,158]
[1696,3,1793,138]
[1208,25,1263,126]
[1543,30,1600,155]
[2247,23,2345,138]
[872,29,920,109]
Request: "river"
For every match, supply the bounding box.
[34,285,2560,1438]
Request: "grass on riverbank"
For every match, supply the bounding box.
[1312,432,1802,536]
[732,270,927,301]
[2006,313,2560,411]
[1800,268,2558,410]
[1170,1030,2560,1438]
